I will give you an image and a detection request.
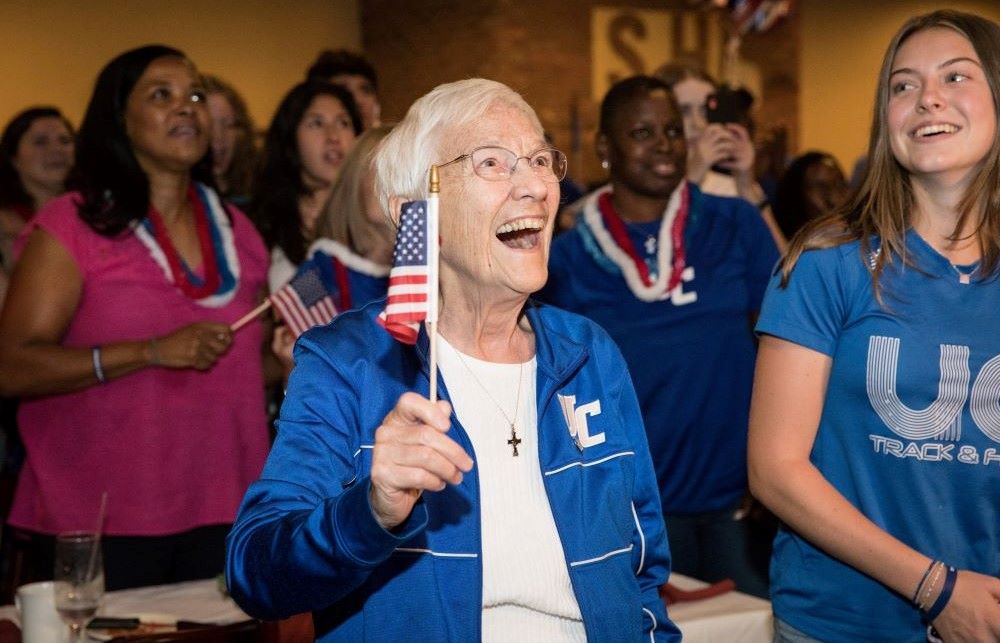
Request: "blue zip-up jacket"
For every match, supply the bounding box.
[226,300,680,642]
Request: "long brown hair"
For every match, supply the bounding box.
[202,74,258,200]
[781,10,1000,297]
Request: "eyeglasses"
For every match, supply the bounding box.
[439,146,568,183]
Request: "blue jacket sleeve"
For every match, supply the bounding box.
[225,333,427,619]
[609,341,682,642]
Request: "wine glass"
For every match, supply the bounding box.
[53,531,105,642]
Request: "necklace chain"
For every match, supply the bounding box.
[622,219,657,255]
[949,262,973,284]
[452,346,524,456]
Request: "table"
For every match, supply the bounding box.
[669,574,773,643]
[2,575,772,642]
[0,579,249,640]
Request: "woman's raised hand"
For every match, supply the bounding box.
[369,392,474,530]
[687,123,727,184]
[715,123,756,175]
[686,123,755,184]
[152,321,233,370]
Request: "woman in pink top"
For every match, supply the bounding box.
[0,45,269,590]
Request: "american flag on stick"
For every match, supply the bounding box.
[271,264,339,338]
[378,194,439,344]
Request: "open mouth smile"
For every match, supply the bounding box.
[496,216,546,250]
[170,123,200,137]
[911,123,960,139]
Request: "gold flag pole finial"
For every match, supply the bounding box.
[429,164,440,194]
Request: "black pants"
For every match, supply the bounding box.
[665,504,773,599]
[7,524,230,591]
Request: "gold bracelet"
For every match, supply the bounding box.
[919,561,945,611]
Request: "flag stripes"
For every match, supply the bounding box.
[270,265,339,338]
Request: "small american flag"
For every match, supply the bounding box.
[378,198,437,344]
[271,264,339,338]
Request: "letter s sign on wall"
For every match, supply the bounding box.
[591,8,674,102]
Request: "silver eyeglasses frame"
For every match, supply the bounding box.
[437,145,568,183]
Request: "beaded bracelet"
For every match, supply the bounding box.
[923,566,957,622]
[919,561,945,612]
[912,559,939,605]
[92,346,106,384]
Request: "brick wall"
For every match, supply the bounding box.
[361,0,798,186]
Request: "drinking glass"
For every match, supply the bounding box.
[53,532,105,642]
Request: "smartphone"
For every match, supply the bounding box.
[705,87,745,125]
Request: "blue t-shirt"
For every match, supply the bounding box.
[540,185,778,514]
[755,230,1000,641]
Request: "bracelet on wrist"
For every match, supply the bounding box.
[92,346,106,384]
[919,561,946,612]
[923,566,957,622]
[912,559,940,605]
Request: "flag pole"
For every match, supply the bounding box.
[231,299,273,332]
[427,165,440,403]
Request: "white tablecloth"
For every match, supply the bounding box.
[0,579,249,630]
[3,574,772,641]
[668,574,773,643]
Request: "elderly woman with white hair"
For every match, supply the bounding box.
[226,78,680,642]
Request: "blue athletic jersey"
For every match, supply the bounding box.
[756,230,1000,641]
[540,185,779,515]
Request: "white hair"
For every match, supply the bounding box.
[372,78,544,222]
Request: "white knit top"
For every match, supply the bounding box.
[437,336,586,642]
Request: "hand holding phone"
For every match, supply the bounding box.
[705,87,747,125]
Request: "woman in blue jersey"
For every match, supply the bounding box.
[749,10,1000,642]
[226,78,680,642]
[541,75,779,598]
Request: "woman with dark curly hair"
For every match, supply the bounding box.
[249,81,361,291]
[0,44,269,590]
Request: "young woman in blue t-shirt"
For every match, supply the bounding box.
[749,10,1000,642]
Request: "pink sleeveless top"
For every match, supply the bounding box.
[9,192,270,536]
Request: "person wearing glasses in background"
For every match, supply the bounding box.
[540,75,779,599]
[227,78,680,642]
